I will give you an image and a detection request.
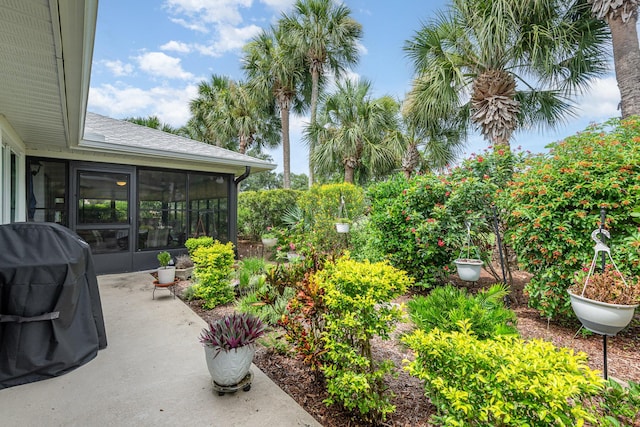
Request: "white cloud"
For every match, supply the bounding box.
[135,52,195,80]
[259,0,295,11]
[214,24,263,52]
[101,59,134,77]
[163,0,253,30]
[88,83,198,127]
[574,75,620,121]
[160,40,192,53]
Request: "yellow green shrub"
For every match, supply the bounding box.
[403,321,604,426]
[191,241,235,309]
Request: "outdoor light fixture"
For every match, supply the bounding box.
[30,161,42,176]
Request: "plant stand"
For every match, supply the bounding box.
[212,370,253,396]
[152,278,177,299]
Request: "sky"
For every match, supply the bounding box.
[87,0,624,175]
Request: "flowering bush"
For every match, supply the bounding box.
[366,147,526,288]
[500,116,640,319]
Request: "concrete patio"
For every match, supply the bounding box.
[0,272,321,427]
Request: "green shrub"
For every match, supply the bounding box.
[238,189,302,240]
[500,117,640,320]
[403,321,604,426]
[235,257,268,295]
[316,255,413,423]
[185,236,214,255]
[235,274,295,326]
[407,284,518,339]
[190,241,235,309]
[296,183,365,254]
[590,379,640,426]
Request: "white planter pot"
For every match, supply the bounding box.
[157,266,176,284]
[454,259,483,282]
[261,237,278,247]
[568,290,639,336]
[204,345,255,386]
[175,266,193,281]
[335,223,350,233]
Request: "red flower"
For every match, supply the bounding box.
[477,155,484,163]
[438,239,445,247]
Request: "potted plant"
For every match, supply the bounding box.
[199,312,266,388]
[285,242,304,262]
[156,251,175,284]
[174,253,194,281]
[568,264,640,336]
[261,227,278,247]
[335,218,351,233]
[454,222,483,282]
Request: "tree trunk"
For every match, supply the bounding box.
[344,164,355,184]
[281,103,291,189]
[308,66,320,188]
[238,134,248,154]
[609,13,640,118]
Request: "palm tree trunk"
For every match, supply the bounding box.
[281,103,291,189]
[609,13,640,118]
[344,164,355,183]
[308,67,320,187]
[239,134,248,154]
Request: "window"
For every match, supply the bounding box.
[137,169,229,251]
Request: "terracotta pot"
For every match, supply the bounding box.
[568,290,638,336]
[454,258,483,282]
[204,345,255,386]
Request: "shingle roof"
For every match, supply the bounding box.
[82,112,276,174]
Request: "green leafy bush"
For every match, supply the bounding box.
[500,117,640,319]
[316,255,413,423]
[296,183,365,253]
[185,236,214,255]
[238,189,302,240]
[190,240,235,309]
[403,321,604,426]
[589,379,640,426]
[407,284,518,339]
[235,274,295,326]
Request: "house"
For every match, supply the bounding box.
[0,0,275,274]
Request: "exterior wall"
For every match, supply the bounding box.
[0,119,26,224]
[25,156,237,274]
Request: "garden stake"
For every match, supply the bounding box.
[492,206,509,307]
[600,207,608,380]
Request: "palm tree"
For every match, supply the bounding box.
[588,0,640,117]
[279,0,363,186]
[125,115,179,134]
[404,0,610,152]
[189,75,280,154]
[306,79,403,184]
[399,116,467,178]
[243,27,308,189]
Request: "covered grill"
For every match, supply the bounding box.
[0,223,107,389]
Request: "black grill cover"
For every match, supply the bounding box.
[0,223,107,389]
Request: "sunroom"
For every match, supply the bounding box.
[0,0,274,274]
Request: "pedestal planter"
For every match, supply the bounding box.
[157,266,176,284]
[454,258,483,282]
[568,290,638,336]
[335,223,350,233]
[204,345,255,386]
